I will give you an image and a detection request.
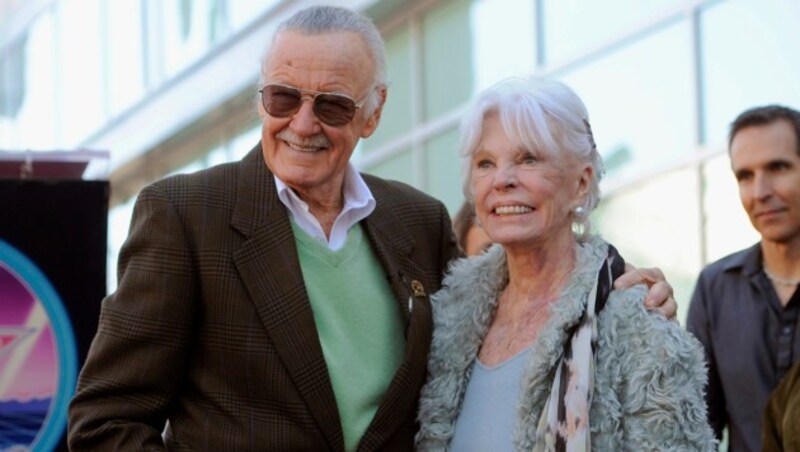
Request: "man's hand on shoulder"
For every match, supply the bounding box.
[614,264,678,320]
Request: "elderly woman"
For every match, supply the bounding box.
[416,77,715,450]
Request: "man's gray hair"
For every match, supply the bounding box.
[263,5,387,115]
[458,76,604,240]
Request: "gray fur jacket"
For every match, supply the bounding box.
[416,236,716,451]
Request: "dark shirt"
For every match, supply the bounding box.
[763,361,800,451]
[688,243,800,452]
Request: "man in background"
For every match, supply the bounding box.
[688,105,800,451]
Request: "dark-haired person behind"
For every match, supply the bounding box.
[452,201,492,256]
[688,105,800,452]
[416,77,715,450]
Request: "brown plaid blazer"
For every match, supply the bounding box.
[68,144,458,451]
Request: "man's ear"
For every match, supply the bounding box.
[361,85,387,138]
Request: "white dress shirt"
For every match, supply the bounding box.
[274,163,376,251]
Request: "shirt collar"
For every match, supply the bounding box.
[721,242,764,277]
[274,163,376,250]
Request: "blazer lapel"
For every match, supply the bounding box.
[358,183,434,450]
[231,145,344,451]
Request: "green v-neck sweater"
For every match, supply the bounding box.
[290,221,405,451]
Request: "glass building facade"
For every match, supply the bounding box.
[2,0,799,314]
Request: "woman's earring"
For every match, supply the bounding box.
[573,206,585,217]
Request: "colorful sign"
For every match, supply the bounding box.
[0,239,77,451]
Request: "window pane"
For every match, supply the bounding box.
[161,0,217,77]
[228,0,279,31]
[594,166,702,321]
[206,145,229,167]
[107,197,136,291]
[363,24,413,152]
[106,0,145,116]
[543,0,680,63]
[60,0,105,145]
[422,0,473,120]
[1,10,58,150]
[424,127,462,213]
[470,0,536,91]
[0,34,29,145]
[230,124,261,160]
[701,0,800,148]
[561,20,694,181]
[702,152,759,262]
[169,160,205,176]
[364,150,413,186]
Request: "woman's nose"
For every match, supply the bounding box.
[493,166,517,189]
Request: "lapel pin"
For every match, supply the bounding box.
[411,280,426,297]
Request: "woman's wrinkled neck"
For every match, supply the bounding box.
[501,229,577,305]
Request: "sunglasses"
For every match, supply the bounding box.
[259,83,368,127]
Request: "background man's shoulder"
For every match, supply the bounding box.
[699,243,760,280]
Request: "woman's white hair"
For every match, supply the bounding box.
[459,76,603,239]
[261,5,387,117]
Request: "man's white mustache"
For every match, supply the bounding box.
[276,129,332,149]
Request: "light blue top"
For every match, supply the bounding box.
[449,347,531,451]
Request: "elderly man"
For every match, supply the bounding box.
[68,6,675,451]
[688,105,800,452]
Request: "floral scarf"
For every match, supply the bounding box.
[534,245,624,452]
